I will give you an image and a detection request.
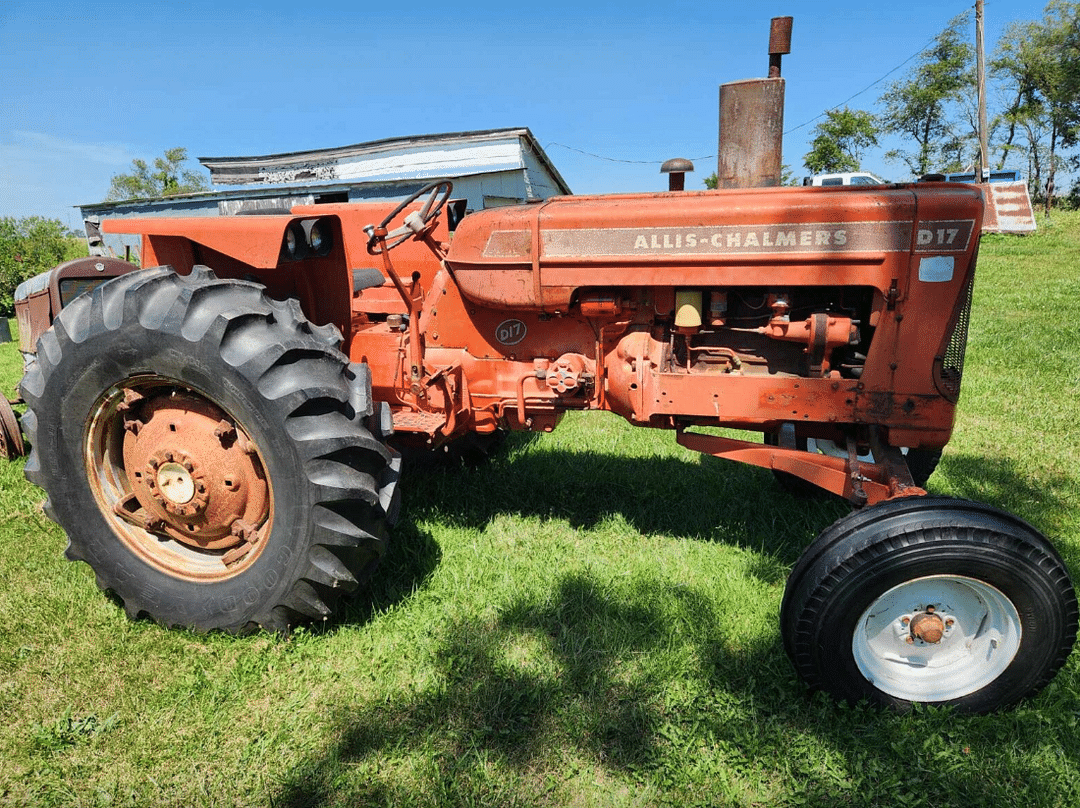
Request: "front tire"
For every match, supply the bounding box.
[781,496,1078,712]
[20,266,400,633]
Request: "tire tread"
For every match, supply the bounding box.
[20,265,396,633]
[780,496,1078,711]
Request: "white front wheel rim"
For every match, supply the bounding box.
[853,575,1022,702]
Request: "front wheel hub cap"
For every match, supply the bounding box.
[909,611,946,644]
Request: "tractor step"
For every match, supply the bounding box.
[392,410,446,434]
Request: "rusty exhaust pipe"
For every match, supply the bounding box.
[717,16,793,189]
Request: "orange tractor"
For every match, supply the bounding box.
[13,176,1077,712]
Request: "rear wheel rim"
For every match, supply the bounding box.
[84,375,273,582]
[852,574,1022,701]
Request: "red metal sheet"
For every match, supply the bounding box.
[980,181,1036,234]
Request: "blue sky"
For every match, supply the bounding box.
[0,0,1048,229]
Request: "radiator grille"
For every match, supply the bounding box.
[935,273,975,400]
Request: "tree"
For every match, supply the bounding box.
[0,217,87,316]
[803,108,880,174]
[879,14,975,177]
[992,18,1045,177]
[992,1,1080,213]
[702,165,798,188]
[105,147,209,202]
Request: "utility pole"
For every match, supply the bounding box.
[976,0,989,181]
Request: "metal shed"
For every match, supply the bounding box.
[79,127,571,259]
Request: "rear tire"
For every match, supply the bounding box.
[781,496,1078,712]
[20,266,400,633]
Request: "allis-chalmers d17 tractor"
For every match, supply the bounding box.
[13,177,1078,713]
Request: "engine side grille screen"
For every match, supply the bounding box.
[935,273,975,401]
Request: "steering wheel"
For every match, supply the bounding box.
[366,179,453,254]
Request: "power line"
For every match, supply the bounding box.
[547,5,975,163]
[546,142,715,166]
[785,6,973,134]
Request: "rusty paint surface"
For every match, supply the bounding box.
[0,398,25,460]
[85,379,272,581]
[910,611,946,644]
[768,16,793,78]
[121,393,269,553]
[93,179,986,506]
[980,181,1036,234]
[718,78,785,188]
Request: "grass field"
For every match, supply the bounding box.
[1,212,1078,807]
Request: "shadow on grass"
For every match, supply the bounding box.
[384,436,1078,576]
[274,567,1080,808]
[938,452,1078,550]
[337,518,445,626]
[325,430,839,633]
[396,431,849,570]
[274,571,774,806]
[282,434,1079,804]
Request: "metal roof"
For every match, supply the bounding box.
[198,127,571,195]
[79,128,570,212]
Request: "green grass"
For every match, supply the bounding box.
[1,213,1078,808]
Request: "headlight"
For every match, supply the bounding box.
[280,218,334,261]
[281,222,308,260]
[302,218,333,257]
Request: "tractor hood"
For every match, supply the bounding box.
[445,184,984,311]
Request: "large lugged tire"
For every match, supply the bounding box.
[19,266,400,633]
[781,496,1078,712]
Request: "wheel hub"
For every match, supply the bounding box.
[156,462,195,505]
[119,391,269,552]
[853,576,1022,702]
[909,609,945,644]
